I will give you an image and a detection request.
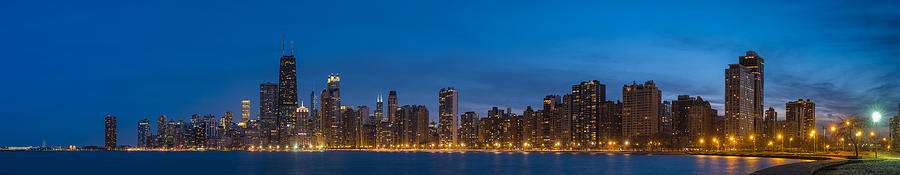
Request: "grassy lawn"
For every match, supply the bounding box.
[817,159,900,175]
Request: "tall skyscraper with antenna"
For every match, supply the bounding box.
[278,35,299,144]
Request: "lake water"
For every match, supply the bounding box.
[0,151,804,175]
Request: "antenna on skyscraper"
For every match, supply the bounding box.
[290,39,294,56]
[282,32,286,56]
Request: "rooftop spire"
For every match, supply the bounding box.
[290,39,294,56]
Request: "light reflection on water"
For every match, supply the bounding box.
[0,151,804,175]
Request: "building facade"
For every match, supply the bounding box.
[241,99,251,124]
[622,81,661,143]
[571,80,605,148]
[785,99,815,142]
[438,87,459,145]
[725,51,765,140]
[137,118,152,148]
[320,74,342,147]
[671,95,717,148]
[725,64,754,138]
[105,115,117,150]
[259,83,279,146]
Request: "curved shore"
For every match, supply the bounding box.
[752,159,887,175]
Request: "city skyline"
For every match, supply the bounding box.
[93,49,898,150]
[3,1,900,147]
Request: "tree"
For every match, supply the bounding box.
[835,115,871,158]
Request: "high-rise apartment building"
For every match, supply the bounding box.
[622,81,661,143]
[740,51,765,136]
[598,101,623,144]
[671,95,717,148]
[725,51,765,139]
[438,87,459,145]
[785,99,815,141]
[570,80,605,147]
[725,64,754,138]
[105,115,117,150]
[459,112,479,148]
[396,105,428,147]
[522,106,539,146]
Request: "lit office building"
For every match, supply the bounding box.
[138,118,152,148]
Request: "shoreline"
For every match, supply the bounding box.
[4,149,835,160]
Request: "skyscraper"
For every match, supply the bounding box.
[396,105,428,147]
[740,51,765,137]
[138,118,152,148]
[375,95,384,121]
[321,74,342,147]
[725,64,754,138]
[157,115,167,137]
[259,83,279,145]
[105,115,117,150]
[340,106,357,147]
[295,104,311,147]
[388,91,398,122]
[726,51,765,139]
[157,115,173,147]
[438,87,459,145]
[356,106,370,147]
[622,81,661,143]
[542,95,563,147]
[278,42,299,145]
[785,99,815,141]
[522,106,538,146]
[571,80,605,147]
[241,99,251,124]
[459,111,479,148]
[387,91,399,145]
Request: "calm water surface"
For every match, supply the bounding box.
[0,151,804,175]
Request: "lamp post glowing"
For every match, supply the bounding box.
[810,130,816,153]
[777,134,783,152]
[872,111,881,158]
[750,135,755,152]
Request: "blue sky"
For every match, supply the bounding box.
[2,0,898,146]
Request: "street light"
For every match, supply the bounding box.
[872,111,881,158]
[750,135,756,152]
[810,130,816,152]
[777,134,783,152]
